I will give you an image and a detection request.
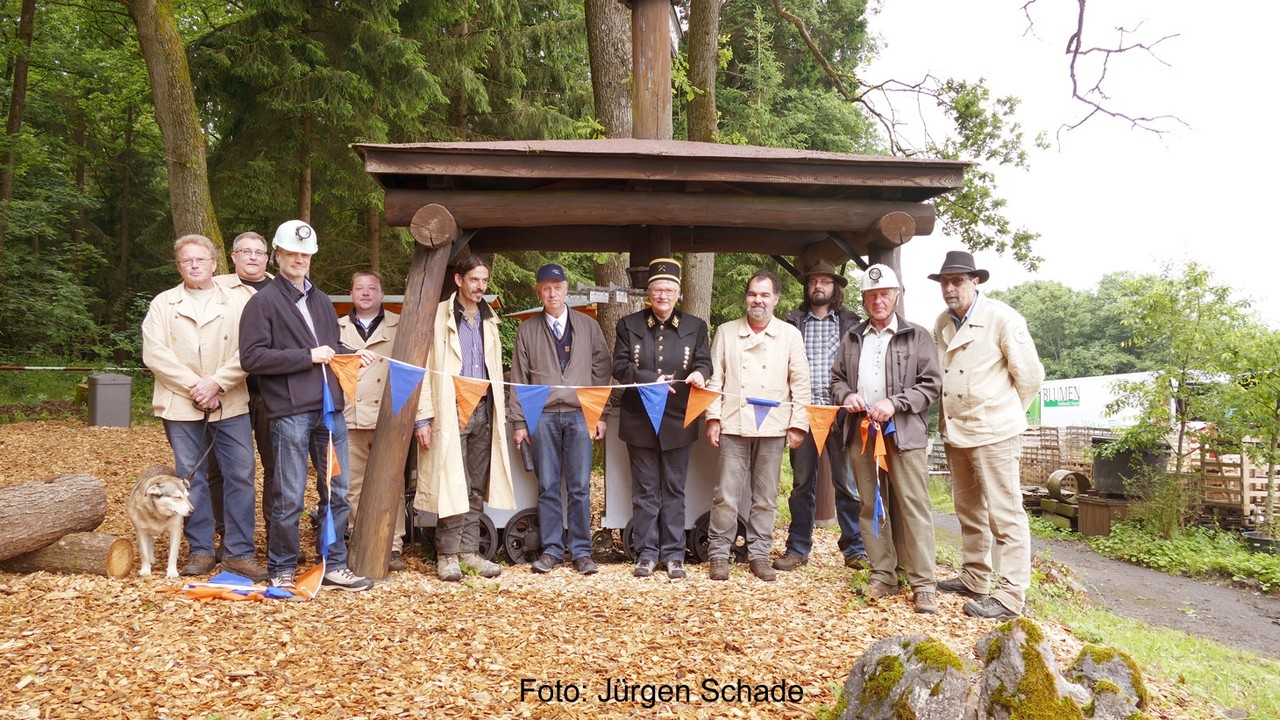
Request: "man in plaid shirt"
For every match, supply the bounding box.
[775,258,867,571]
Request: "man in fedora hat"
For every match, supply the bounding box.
[929,250,1043,620]
[613,258,712,579]
[773,258,867,573]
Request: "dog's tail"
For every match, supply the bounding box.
[138,464,177,482]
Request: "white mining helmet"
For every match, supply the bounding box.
[272,219,318,254]
[863,263,900,291]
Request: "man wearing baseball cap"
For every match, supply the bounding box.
[509,263,612,575]
[831,263,942,613]
[240,219,375,593]
[929,250,1044,620]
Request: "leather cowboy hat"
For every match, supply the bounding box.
[797,258,848,287]
[927,250,990,284]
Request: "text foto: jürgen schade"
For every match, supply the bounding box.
[520,677,804,708]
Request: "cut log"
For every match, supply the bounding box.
[0,532,133,578]
[0,473,107,562]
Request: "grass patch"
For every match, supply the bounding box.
[1028,514,1080,541]
[1089,522,1280,593]
[1031,586,1280,719]
[928,472,954,514]
[0,368,155,425]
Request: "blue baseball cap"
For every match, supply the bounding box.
[536,263,567,284]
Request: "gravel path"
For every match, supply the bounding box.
[934,511,1280,659]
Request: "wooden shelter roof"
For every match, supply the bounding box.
[354,139,970,263]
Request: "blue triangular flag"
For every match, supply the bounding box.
[388,359,427,416]
[884,418,896,435]
[320,507,337,559]
[638,383,670,436]
[514,384,552,436]
[204,571,254,587]
[262,586,297,600]
[746,397,780,430]
[321,378,337,433]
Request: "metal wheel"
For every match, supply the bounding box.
[621,519,639,561]
[501,508,541,564]
[591,528,616,553]
[476,511,498,561]
[686,511,749,563]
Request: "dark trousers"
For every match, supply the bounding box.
[209,392,276,546]
[785,429,864,560]
[627,443,692,564]
[435,401,493,555]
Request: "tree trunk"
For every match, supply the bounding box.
[298,117,312,222]
[0,532,132,579]
[585,0,633,139]
[0,474,108,562]
[682,0,723,323]
[0,0,37,263]
[593,253,638,357]
[127,0,223,253]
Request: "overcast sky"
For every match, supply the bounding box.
[862,0,1279,328]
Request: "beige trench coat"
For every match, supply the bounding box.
[141,283,250,421]
[414,294,515,519]
[705,316,811,436]
[338,310,399,431]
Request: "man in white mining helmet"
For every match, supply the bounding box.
[239,219,375,593]
[830,263,942,614]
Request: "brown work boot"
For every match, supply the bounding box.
[708,557,730,581]
[866,578,898,600]
[772,553,807,571]
[749,559,777,582]
[388,550,407,572]
[221,556,268,581]
[179,554,216,576]
[913,590,938,614]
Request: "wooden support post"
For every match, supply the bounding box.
[631,0,672,140]
[348,204,456,579]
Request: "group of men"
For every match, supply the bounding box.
[144,225,1043,621]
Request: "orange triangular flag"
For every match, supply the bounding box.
[860,417,890,469]
[575,386,612,431]
[875,429,888,472]
[327,437,341,479]
[295,563,324,600]
[453,376,492,429]
[683,385,720,428]
[807,405,839,457]
[330,354,362,404]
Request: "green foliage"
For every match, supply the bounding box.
[1028,514,1078,541]
[1089,521,1280,592]
[0,246,103,361]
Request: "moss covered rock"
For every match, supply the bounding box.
[1066,645,1150,720]
[840,634,973,720]
[975,618,1091,720]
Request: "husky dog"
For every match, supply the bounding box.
[127,465,194,578]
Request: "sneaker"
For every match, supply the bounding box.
[913,590,939,615]
[772,553,807,571]
[437,554,462,582]
[388,551,407,572]
[844,553,869,570]
[633,558,656,578]
[269,573,296,590]
[179,554,216,576]
[964,596,1019,621]
[666,559,686,579]
[573,556,598,575]
[222,557,269,581]
[866,579,898,600]
[708,557,729,581]
[748,559,777,582]
[460,553,501,578]
[937,576,988,600]
[531,553,561,574]
[321,567,374,592]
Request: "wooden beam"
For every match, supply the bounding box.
[865,211,917,246]
[348,205,455,580]
[384,190,936,235]
[632,0,672,140]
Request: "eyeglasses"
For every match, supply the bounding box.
[937,275,974,288]
[650,288,678,297]
[177,258,213,268]
[234,249,268,258]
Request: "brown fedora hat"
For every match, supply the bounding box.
[927,250,990,284]
[797,258,848,287]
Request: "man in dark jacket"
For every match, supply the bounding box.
[239,219,374,594]
[612,258,712,579]
[831,263,942,613]
[774,258,866,572]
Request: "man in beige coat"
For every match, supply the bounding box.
[339,270,406,571]
[415,256,515,581]
[705,269,811,582]
[931,250,1044,620]
[142,234,266,580]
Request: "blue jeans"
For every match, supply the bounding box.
[268,411,353,576]
[530,411,593,560]
[163,414,256,561]
[786,428,865,560]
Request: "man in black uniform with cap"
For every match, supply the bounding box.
[613,258,713,579]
